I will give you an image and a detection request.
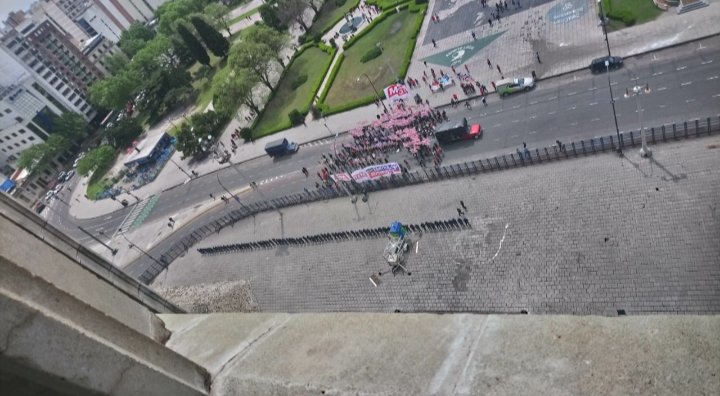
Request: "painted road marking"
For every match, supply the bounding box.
[548,96,558,100]
[657,87,667,91]
[652,72,663,76]
[686,99,696,103]
[713,93,720,98]
[512,105,521,109]
[510,134,519,138]
[630,76,639,81]
[588,87,597,91]
[548,111,556,115]
[512,119,520,123]
[567,92,577,96]
[701,60,714,65]
[610,82,618,86]
[529,101,538,105]
[530,115,536,119]
[528,130,537,134]
[708,76,719,80]
[681,81,692,86]
[492,123,502,127]
[659,105,666,108]
[591,118,600,122]
[570,122,578,126]
[676,66,687,71]
[493,138,500,142]
[589,102,598,106]
[568,106,577,110]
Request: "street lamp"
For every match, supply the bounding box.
[598,0,622,153]
[359,73,387,111]
[169,157,193,179]
[624,84,652,158]
[324,123,357,203]
[118,229,165,267]
[78,226,118,255]
[216,173,250,211]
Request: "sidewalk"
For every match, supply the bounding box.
[70,0,720,220]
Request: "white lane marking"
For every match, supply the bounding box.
[610,82,618,86]
[652,72,663,76]
[570,122,578,126]
[681,81,692,86]
[568,106,577,110]
[657,86,667,91]
[686,99,695,103]
[659,104,666,108]
[495,110,502,113]
[707,76,719,80]
[589,102,598,106]
[415,241,419,254]
[493,138,500,142]
[713,93,720,98]
[676,66,687,71]
[104,215,112,220]
[591,118,600,122]
[588,87,597,91]
[548,111,556,115]
[512,105,520,109]
[529,100,538,105]
[489,223,510,262]
[529,115,536,119]
[492,123,502,127]
[567,91,577,96]
[701,60,714,65]
[548,96,558,100]
[510,134,519,138]
[528,130,537,134]
[630,76,639,81]
[512,119,520,123]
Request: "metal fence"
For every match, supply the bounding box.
[136,116,720,284]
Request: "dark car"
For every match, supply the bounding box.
[590,56,623,74]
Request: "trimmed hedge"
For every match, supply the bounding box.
[342,2,411,49]
[360,46,382,63]
[307,46,337,108]
[317,52,345,103]
[322,94,378,116]
[398,5,426,78]
[366,0,409,10]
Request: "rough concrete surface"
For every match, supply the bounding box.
[159,313,720,396]
[157,137,720,314]
[154,280,259,313]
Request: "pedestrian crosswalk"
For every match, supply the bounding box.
[257,174,288,186]
[117,195,159,234]
[301,138,333,148]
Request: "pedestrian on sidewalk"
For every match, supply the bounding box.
[471,31,476,40]
[432,39,437,48]
[424,60,427,67]
[464,64,470,73]
[531,70,537,80]
[482,96,487,106]
[491,81,496,90]
[496,64,502,74]
[488,18,493,27]
[460,201,467,211]
[536,51,541,63]
[465,101,471,110]
[209,193,214,200]
[487,58,492,68]
[302,167,309,177]
[457,208,465,217]
[504,0,508,9]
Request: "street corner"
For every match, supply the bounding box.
[422,31,506,67]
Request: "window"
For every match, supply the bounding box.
[14,143,20,148]
[1,149,5,153]
[21,140,26,144]
[15,117,23,123]
[3,108,10,114]
[19,129,25,134]
[11,132,18,137]
[28,136,35,141]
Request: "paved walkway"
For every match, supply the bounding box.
[154,136,720,314]
[70,0,720,220]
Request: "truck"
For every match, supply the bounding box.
[496,77,535,97]
[264,138,299,157]
[435,117,482,145]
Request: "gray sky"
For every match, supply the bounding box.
[0,0,36,22]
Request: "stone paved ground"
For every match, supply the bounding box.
[154,136,720,315]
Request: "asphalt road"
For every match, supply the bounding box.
[51,37,720,250]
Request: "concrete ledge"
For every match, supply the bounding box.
[160,313,720,395]
[0,259,210,395]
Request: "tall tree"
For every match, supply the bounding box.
[212,67,261,116]
[229,41,276,92]
[155,0,208,36]
[103,52,129,75]
[244,24,288,67]
[105,118,143,149]
[190,16,229,58]
[276,0,309,31]
[176,23,210,66]
[203,3,232,36]
[16,143,54,173]
[76,145,116,177]
[118,22,156,57]
[89,71,139,110]
[304,0,321,13]
[54,113,89,142]
[259,4,284,31]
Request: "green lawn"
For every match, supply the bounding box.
[601,0,662,30]
[228,7,259,25]
[324,10,419,108]
[252,47,331,137]
[190,55,225,111]
[309,0,361,36]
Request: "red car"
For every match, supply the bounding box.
[436,118,482,144]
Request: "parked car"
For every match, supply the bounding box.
[64,170,75,181]
[590,56,623,74]
[53,184,64,194]
[45,191,55,201]
[57,171,67,182]
[496,77,535,96]
[435,117,482,145]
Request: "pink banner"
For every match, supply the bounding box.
[383,83,410,102]
[351,163,401,182]
[331,172,352,182]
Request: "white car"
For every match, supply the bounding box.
[65,170,75,181]
[53,184,64,194]
[45,190,55,201]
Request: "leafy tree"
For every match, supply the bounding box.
[276,0,309,31]
[118,23,156,57]
[17,143,54,173]
[229,41,276,91]
[54,113,90,143]
[244,24,288,67]
[103,52,129,75]
[89,71,139,110]
[176,23,210,66]
[175,111,225,159]
[203,3,232,36]
[211,67,261,116]
[288,109,304,126]
[259,4,284,31]
[190,16,229,58]
[155,0,208,36]
[105,117,143,149]
[130,35,180,77]
[304,0,321,13]
[76,145,116,177]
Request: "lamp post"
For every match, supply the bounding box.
[360,73,387,111]
[324,123,357,203]
[597,0,622,153]
[216,173,250,211]
[169,157,193,178]
[118,229,165,267]
[624,84,652,157]
[79,226,118,255]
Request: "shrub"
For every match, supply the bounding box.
[291,74,308,90]
[335,0,347,6]
[360,47,382,63]
[312,32,323,43]
[240,127,252,142]
[310,105,321,120]
[328,38,337,48]
[288,109,305,126]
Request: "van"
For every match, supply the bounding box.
[590,56,623,74]
[496,77,535,97]
[264,138,299,157]
[435,118,482,144]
